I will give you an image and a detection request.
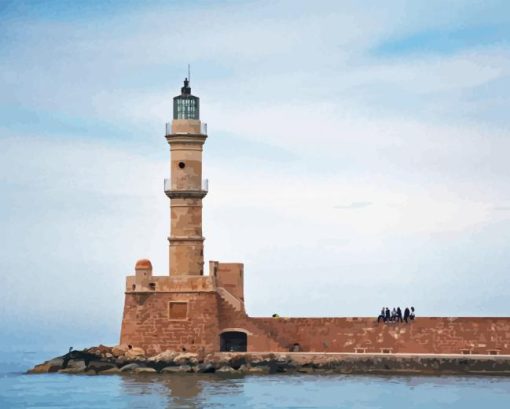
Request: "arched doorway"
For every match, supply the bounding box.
[220,331,247,352]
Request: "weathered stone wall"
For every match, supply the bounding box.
[121,288,510,356]
[216,294,283,352]
[120,291,220,356]
[166,130,207,277]
[120,265,510,357]
[246,317,510,355]
[211,261,244,302]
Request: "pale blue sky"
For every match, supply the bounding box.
[1,1,510,350]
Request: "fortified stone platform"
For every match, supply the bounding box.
[118,78,510,360]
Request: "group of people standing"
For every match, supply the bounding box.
[377,306,415,323]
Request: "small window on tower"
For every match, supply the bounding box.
[178,162,185,169]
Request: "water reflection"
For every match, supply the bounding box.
[117,373,510,409]
[120,374,246,408]
[4,352,510,409]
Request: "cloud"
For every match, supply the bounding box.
[335,202,373,210]
[493,205,510,211]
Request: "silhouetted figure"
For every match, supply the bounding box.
[391,307,397,322]
[377,307,386,323]
[404,307,410,323]
[397,307,403,322]
[385,307,390,322]
[410,306,415,320]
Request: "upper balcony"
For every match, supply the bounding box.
[164,178,208,199]
[165,122,207,136]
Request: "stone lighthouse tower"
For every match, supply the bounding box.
[120,78,246,355]
[164,78,208,276]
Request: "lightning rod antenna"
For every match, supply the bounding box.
[188,64,191,83]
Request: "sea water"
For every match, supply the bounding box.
[1,351,510,408]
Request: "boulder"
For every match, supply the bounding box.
[88,361,117,372]
[204,354,230,368]
[28,364,52,374]
[179,364,194,373]
[125,347,145,359]
[101,367,121,374]
[58,367,86,374]
[112,344,129,358]
[275,354,291,363]
[48,358,65,366]
[196,363,215,373]
[230,356,247,370]
[216,366,237,373]
[245,365,270,374]
[120,363,141,372]
[87,344,113,357]
[28,358,64,374]
[148,350,178,362]
[133,367,157,374]
[174,353,199,366]
[161,365,193,373]
[66,360,86,371]
[161,366,181,373]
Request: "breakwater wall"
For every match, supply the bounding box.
[121,285,510,355]
[28,346,510,376]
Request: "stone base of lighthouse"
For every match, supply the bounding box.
[120,260,510,356]
[120,283,220,355]
[119,260,281,356]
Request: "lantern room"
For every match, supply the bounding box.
[173,78,200,120]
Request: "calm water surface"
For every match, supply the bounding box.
[1,351,510,408]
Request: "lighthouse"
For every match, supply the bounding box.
[164,78,208,276]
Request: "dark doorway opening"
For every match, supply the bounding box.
[220,331,247,352]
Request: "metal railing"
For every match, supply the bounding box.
[165,122,207,136]
[164,178,209,192]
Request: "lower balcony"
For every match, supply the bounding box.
[164,178,208,199]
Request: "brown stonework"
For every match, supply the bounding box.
[120,260,510,356]
[210,261,244,302]
[121,292,510,356]
[165,132,207,277]
[120,289,220,356]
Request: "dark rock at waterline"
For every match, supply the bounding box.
[88,361,117,373]
[29,358,65,374]
[119,363,141,372]
[27,346,510,376]
[196,363,216,373]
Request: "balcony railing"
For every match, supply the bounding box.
[165,122,207,136]
[164,178,209,193]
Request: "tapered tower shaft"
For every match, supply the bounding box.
[164,78,207,276]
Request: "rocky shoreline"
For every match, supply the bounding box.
[28,345,510,376]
